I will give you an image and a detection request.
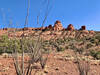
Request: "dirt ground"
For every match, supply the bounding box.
[0,50,100,75]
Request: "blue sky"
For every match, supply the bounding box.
[0,0,100,31]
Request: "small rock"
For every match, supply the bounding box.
[35,71,46,75]
[53,20,63,31]
[44,66,49,74]
[66,24,74,31]
[55,67,59,70]
[2,67,9,72]
[44,70,48,74]
[80,26,86,30]
[91,60,99,66]
[2,53,9,58]
[64,72,68,74]
[0,63,2,66]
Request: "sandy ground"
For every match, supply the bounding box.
[0,50,100,75]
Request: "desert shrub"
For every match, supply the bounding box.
[67,38,75,42]
[48,39,65,52]
[77,60,90,75]
[41,40,51,53]
[42,40,50,47]
[42,47,50,53]
[0,35,37,54]
[0,49,3,55]
[76,47,85,54]
[69,43,75,50]
[68,43,77,50]
[0,35,9,42]
[0,35,12,54]
[90,38,98,44]
[56,38,65,45]
[21,38,34,53]
[49,39,55,45]
[85,37,91,40]
[86,43,94,49]
[57,46,65,52]
[95,35,100,41]
[65,45,69,49]
[90,50,100,60]
[0,38,22,54]
[68,43,84,54]
[95,35,100,45]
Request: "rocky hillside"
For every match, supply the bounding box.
[0,20,96,40]
[0,21,100,75]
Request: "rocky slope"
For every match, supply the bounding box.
[0,20,95,40]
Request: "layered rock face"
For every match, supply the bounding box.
[66,24,74,31]
[53,21,63,31]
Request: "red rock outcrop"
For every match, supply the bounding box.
[3,28,8,30]
[66,24,74,31]
[35,27,45,31]
[48,25,53,30]
[53,20,63,31]
[44,25,53,31]
[89,30,95,34]
[81,26,86,30]
[22,27,29,31]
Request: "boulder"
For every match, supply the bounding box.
[22,27,29,31]
[48,25,53,29]
[89,30,95,34]
[44,25,53,31]
[53,20,63,31]
[35,27,45,31]
[80,26,86,30]
[3,28,7,30]
[66,24,74,31]
[2,53,9,58]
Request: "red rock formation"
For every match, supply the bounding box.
[66,24,74,31]
[48,25,53,29]
[44,26,48,30]
[53,20,63,31]
[45,25,53,30]
[89,30,95,34]
[22,27,29,31]
[3,28,7,30]
[81,26,86,30]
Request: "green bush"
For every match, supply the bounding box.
[90,50,100,60]
[95,35,100,41]
[86,43,94,49]
[0,49,3,55]
[56,38,65,45]
[89,35,100,45]
[90,38,97,43]
[0,35,22,54]
[76,47,84,54]
[0,35,36,54]
[0,35,11,54]
[57,46,65,52]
